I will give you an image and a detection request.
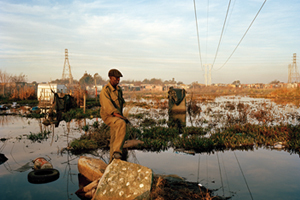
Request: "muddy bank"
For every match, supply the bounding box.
[150,175,226,200]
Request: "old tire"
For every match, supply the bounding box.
[28,169,60,184]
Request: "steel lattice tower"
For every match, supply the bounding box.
[288,53,299,83]
[204,64,212,86]
[62,49,73,84]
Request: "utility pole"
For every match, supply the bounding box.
[288,53,299,83]
[94,73,99,99]
[62,49,73,85]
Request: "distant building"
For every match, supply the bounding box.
[37,83,67,101]
[287,83,298,88]
[119,83,134,91]
[86,85,103,92]
[130,86,141,91]
[141,84,163,91]
[178,84,190,90]
[95,85,103,93]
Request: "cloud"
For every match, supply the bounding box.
[0,0,299,84]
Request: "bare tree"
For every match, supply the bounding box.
[0,69,11,83]
[10,73,26,83]
[0,70,28,98]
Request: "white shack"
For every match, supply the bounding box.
[37,83,67,101]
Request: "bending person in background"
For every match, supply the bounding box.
[100,69,129,163]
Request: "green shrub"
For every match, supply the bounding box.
[27,130,51,142]
[70,139,98,152]
[141,118,157,126]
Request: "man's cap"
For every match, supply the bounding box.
[108,69,123,77]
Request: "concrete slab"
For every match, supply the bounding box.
[92,159,153,200]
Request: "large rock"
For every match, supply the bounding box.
[92,159,153,200]
[78,156,108,182]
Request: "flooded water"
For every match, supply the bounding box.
[135,149,300,200]
[0,116,86,200]
[1,96,300,200]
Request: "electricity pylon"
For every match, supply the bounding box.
[62,49,73,84]
[288,53,299,83]
[204,64,212,86]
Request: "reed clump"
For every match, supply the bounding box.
[27,130,51,142]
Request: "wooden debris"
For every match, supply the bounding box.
[75,178,100,199]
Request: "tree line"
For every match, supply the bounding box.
[0,70,36,100]
[50,72,184,87]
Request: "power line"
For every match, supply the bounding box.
[216,0,267,71]
[197,154,201,183]
[221,152,231,195]
[224,0,237,35]
[211,0,232,69]
[234,151,254,200]
[193,0,203,69]
[205,0,210,64]
[206,154,209,186]
[216,152,225,196]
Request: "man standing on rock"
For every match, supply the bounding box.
[100,69,129,163]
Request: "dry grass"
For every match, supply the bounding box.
[267,88,300,106]
[125,87,300,106]
[71,83,85,107]
[187,93,201,117]
[123,104,133,118]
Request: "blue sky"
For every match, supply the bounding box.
[0,0,299,84]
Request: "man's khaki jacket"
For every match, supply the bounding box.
[100,82,125,122]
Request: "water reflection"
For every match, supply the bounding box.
[133,148,300,200]
[168,113,186,132]
[0,115,26,127]
[168,87,187,132]
[0,153,8,165]
[0,115,87,199]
